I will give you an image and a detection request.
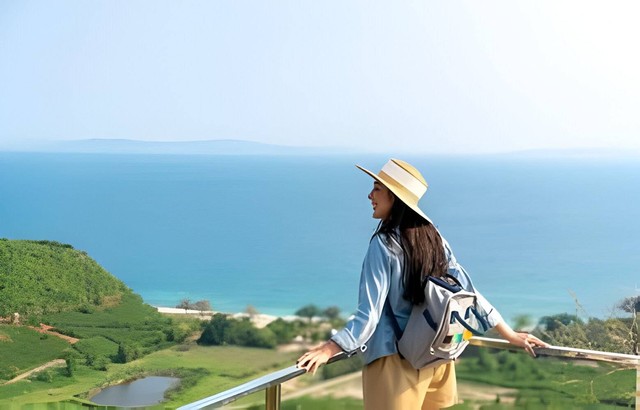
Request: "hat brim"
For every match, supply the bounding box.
[356,164,433,224]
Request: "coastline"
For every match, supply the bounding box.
[154,306,300,328]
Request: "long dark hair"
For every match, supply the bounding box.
[377,197,447,305]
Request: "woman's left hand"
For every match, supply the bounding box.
[507,332,549,357]
[494,321,549,357]
[297,340,343,375]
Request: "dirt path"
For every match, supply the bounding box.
[4,359,66,385]
[28,324,79,344]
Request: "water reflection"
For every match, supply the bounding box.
[91,376,180,407]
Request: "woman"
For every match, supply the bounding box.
[297,159,547,410]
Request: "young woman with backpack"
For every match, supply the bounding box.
[297,158,547,410]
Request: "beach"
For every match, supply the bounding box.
[155,306,292,329]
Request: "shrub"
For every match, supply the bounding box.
[224,319,276,348]
[198,314,230,345]
[34,370,53,383]
[114,343,141,363]
[64,356,75,377]
[266,318,300,344]
[92,356,109,371]
[295,304,321,322]
[198,314,276,348]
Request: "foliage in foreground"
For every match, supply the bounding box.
[536,312,639,356]
[457,346,636,408]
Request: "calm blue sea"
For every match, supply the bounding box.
[1,152,639,323]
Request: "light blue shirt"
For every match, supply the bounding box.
[331,231,504,365]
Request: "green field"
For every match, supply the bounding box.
[0,342,300,408]
[41,293,175,351]
[141,345,300,407]
[0,325,71,380]
[455,347,636,408]
[72,336,119,362]
[1,335,637,409]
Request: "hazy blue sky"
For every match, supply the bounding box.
[1,1,639,154]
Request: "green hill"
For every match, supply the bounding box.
[0,239,127,316]
[0,238,189,383]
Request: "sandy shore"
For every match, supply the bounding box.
[154,306,298,328]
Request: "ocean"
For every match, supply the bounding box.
[1,152,638,324]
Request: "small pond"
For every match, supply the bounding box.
[90,376,180,407]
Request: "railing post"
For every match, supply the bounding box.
[265,384,281,410]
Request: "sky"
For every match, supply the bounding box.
[1,1,639,154]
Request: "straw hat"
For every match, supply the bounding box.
[356,159,432,223]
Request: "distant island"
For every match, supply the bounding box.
[2,138,639,158]
[2,138,353,156]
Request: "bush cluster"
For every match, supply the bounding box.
[538,313,638,355]
[198,314,276,348]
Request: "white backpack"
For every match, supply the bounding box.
[387,274,491,370]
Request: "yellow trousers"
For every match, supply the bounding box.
[362,354,458,410]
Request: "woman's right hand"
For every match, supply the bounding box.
[296,340,343,375]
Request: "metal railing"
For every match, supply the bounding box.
[177,337,640,410]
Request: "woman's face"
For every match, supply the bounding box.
[368,182,395,221]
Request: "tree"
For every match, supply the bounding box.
[616,295,639,355]
[176,298,192,312]
[224,319,276,348]
[64,357,76,377]
[198,314,230,345]
[617,296,640,314]
[114,343,140,363]
[322,306,341,320]
[245,305,258,318]
[538,313,583,332]
[295,304,321,323]
[193,300,212,313]
[198,314,276,348]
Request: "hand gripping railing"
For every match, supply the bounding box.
[177,337,640,410]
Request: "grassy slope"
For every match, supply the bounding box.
[0,325,71,379]
[0,239,127,316]
[0,365,106,406]
[41,292,174,355]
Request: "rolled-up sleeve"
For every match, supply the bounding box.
[442,238,504,328]
[331,235,391,354]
